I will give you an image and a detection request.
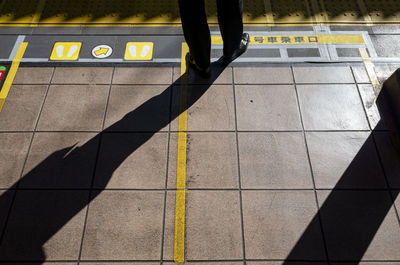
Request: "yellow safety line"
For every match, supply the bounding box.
[174,42,189,263]
[359,47,380,96]
[31,0,47,25]
[211,34,364,45]
[0,42,28,112]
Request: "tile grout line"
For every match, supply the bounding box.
[160,66,175,264]
[350,66,374,131]
[1,258,400,263]
[0,66,55,245]
[232,66,247,264]
[370,133,400,229]
[0,187,396,192]
[290,65,331,264]
[100,67,117,131]
[76,66,116,264]
[0,129,392,134]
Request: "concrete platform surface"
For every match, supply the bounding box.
[0,64,399,264]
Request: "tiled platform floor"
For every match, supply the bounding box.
[0,64,399,264]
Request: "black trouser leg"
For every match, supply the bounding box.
[178,0,211,68]
[216,0,243,55]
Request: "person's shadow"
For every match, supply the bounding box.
[0,58,227,262]
[282,78,400,263]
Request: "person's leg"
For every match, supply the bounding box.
[178,0,211,69]
[216,0,244,56]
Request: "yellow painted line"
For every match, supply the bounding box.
[211,34,364,45]
[0,42,28,112]
[359,47,380,96]
[174,42,189,263]
[31,0,46,25]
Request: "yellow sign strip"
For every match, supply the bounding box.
[211,34,364,45]
[0,42,28,112]
[174,42,189,263]
[359,47,380,96]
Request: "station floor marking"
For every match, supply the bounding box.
[211,34,365,45]
[174,42,188,263]
[124,42,154,61]
[359,47,380,95]
[0,42,27,112]
[50,42,82,61]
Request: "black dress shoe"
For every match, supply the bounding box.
[221,33,250,65]
[186,53,211,78]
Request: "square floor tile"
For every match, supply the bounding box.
[104,85,170,132]
[13,67,54,84]
[0,133,32,188]
[297,85,369,130]
[374,132,400,189]
[317,190,400,261]
[235,85,302,131]
[0,190,88,260]
[242,191,326,260]
[238,132,312,189]
[164,191,243,260]
[186,191,243,260]
[293,66,354,83]
[173,66,233,84]
[37,85,109,131]
[113,67,172,84]
[352,65,371,84]
[20,133,99,189]
[233,67,293,84]
[94,133,168,189]
[81,191,164,260]
[358,84,387,130]
[374,64,400,84]
[168,132,238,188]
[0,85,47,131]
[52,67,113,84]
[171,85,235,131]
[306,132,386,189]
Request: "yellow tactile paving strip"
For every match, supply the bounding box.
[1,0,400,26]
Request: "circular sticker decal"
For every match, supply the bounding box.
[92,45,113,59]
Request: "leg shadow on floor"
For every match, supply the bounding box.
[283,80,400,263]
[0,60,227,262]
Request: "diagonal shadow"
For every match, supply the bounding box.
[0,59,227,262]
[283,83,400,263]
